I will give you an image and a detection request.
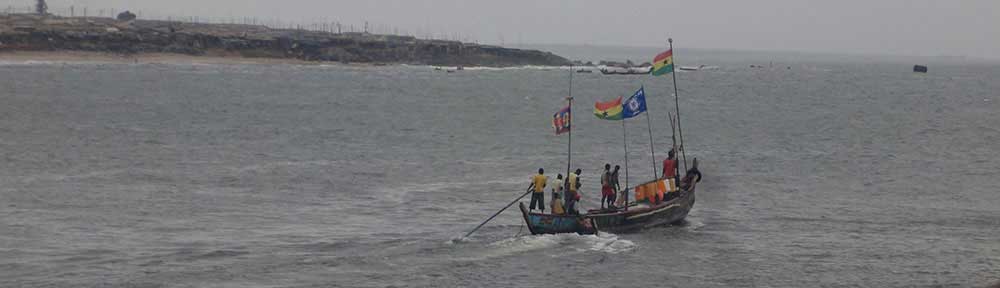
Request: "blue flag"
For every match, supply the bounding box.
[622,87,647,119]
[552,105,571,135]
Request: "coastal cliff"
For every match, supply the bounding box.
[0,14,571,66]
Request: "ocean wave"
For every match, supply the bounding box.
[15,169,128,184]
[231,160,342,174]
[0,60,106,66]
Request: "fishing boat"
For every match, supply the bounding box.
[463,39,700,239]
[520,178,697,235]
[521,38,699,235]
[518,202,597,234]
[679,65,706,71]
[599,66,652,75]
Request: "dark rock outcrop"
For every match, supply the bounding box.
[0,14,571,67]
[116,11,136,22]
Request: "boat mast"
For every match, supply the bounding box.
[621,116,629,210]
[643,94,658,179]
[669,112,679,179]
[669,38,688,171]
[566,65,573,190]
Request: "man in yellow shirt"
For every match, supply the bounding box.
[565,168,582,215]
[527,168,547,212]
[550,190,565,215]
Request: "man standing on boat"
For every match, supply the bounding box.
[550,188,565,215]
[551,174,564,195]
[662,149,678,202]
[565,169,582,215]
[601,164,613,209]
[528,168,547,212]
[610,165,621,208]
[663,149,678,181]
[550,174,565,214]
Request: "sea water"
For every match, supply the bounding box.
[1,48,999,287]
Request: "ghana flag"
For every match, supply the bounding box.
[594,96,624,120]
[651,49,674,76]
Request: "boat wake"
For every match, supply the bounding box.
[580,233,636,254]
[487,233,636,256]
[447,231,636,261]
[681,217,706,231]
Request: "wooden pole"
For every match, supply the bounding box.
[669,38,688,172]
[669,112,680,179]
[622,118,629,210]
[464,189,533,238]
[565,66,573,199]
[645,108,658,179]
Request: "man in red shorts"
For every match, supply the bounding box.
[601,164,614,209]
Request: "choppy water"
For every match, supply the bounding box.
[1,49,999,287]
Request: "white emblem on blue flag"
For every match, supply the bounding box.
[622,87,647,119]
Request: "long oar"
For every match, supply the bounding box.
[463,189,533,239]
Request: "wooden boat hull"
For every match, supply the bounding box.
[587,187,695,234]
[518,185,696,235]
[519,202,597,235]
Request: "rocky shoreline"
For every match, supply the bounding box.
[0,14,571,67]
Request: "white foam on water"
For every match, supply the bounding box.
[16,169,128,184]
[470,233,636,260]
[683,218,706,231]
[470,234,565,260]
[575,233,636,254]
[445,237,470,245]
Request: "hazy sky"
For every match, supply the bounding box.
[20,0,1000,59]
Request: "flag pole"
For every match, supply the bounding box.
[566,65,573,192]
[621,117,629,211]
[669,38,688,172]
[669,112,680,179]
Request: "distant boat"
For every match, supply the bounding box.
[913,65,928,73]
[600,66,651,75]
[576,69,593,73]
[679,65,719,72]
[678,65,703,71]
